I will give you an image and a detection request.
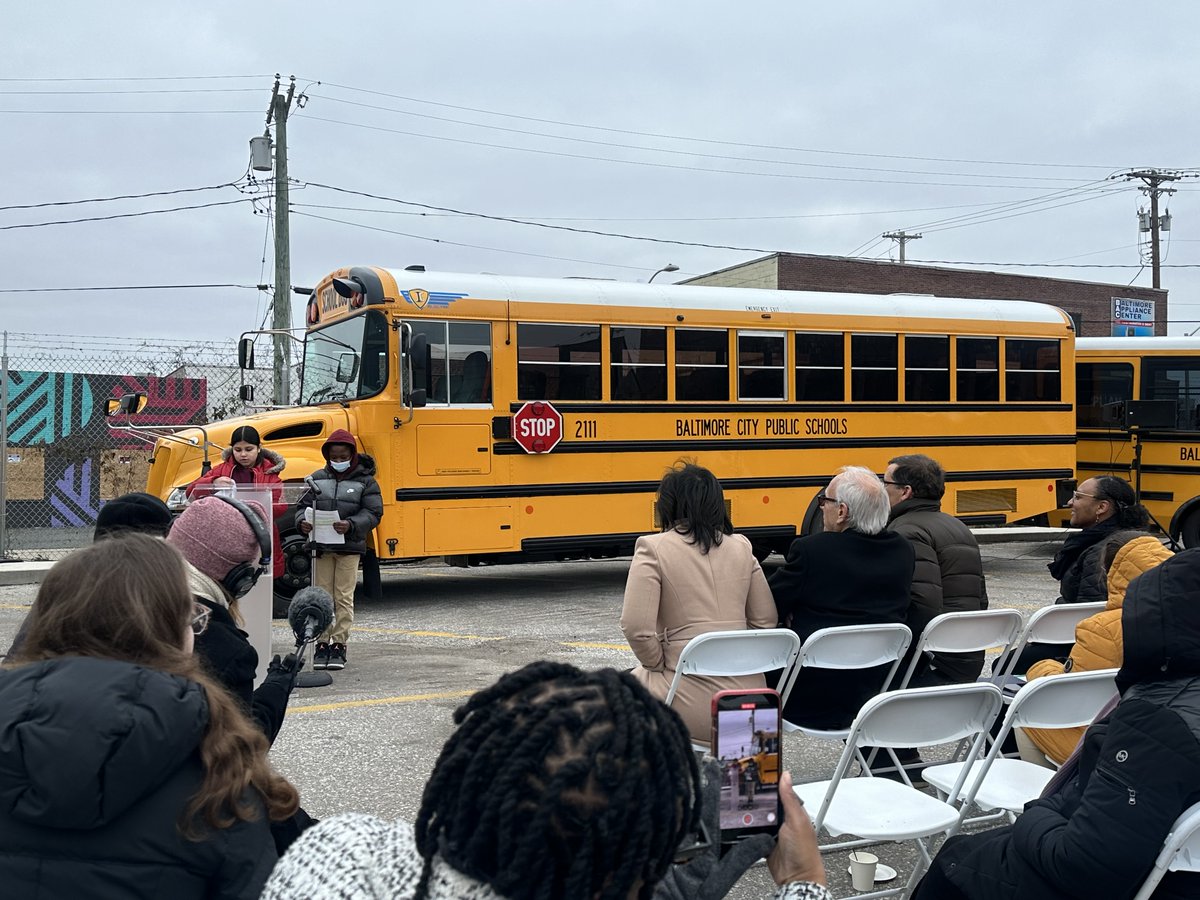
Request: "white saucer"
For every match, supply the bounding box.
[846,863,898,883]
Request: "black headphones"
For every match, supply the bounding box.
[211,493,272,600]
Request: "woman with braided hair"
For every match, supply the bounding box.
[262,661,830,900]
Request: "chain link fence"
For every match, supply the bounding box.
[0,330,290,561]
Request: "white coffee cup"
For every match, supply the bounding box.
[848,850,879,891]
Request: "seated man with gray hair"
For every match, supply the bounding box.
[769,465,915,728]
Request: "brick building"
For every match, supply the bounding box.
[682,253,1167,337]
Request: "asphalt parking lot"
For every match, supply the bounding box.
[0,539,1064,898]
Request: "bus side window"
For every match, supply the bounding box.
[447,323,492,405]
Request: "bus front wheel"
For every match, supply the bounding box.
[273,531,312,618]
[1179,510,1200,549]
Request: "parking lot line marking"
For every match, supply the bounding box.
[354,626,504,640]
[0,604,31,610]
[289,690,475,714]
[561,641,631,650]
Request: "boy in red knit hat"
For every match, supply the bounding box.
[295,429,382,671]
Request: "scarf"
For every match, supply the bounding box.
[1047,518,1120,582]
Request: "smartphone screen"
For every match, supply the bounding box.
[711,689,782,842]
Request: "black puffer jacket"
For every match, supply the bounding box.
[887,498,988,683]
[928,548,1200,900]
[1052,518,1122,603]
[295,454,383,556]
[0,656,278,899]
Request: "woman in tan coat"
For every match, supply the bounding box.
[620,462,777,748]
[1022,532,1172,764]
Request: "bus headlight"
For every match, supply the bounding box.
[167,487,190,511]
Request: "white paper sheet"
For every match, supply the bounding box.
[305,506,345,544]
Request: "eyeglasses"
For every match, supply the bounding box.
[881,479,906,488]
[190,604,211,637]
[1071,490,1099,502]
[816,492,844,508]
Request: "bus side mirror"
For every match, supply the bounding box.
[336,352,360,384]
[106,391,148,417]
[238,338,255,370]
[410,388,427,408]
[239,384,255,403]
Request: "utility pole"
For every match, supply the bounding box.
[882,230,922,264]
[265,75,296,406]
[1119,169,1197,289]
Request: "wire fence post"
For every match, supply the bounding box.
[0,330,9,560]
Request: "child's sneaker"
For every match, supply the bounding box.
[327,643,347,671]
[313,642,331,670]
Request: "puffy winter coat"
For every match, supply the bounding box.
[929,547,1200,900]
[295,456,383,556]
[0,656,278,899]
[187,447,288,577]
[1053,518,1122,604]
[1024,536,1172,763]
[887,497,988,683]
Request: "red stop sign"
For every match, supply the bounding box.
[512,401,564,454]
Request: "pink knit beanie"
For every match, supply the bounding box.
[168,496,268,583]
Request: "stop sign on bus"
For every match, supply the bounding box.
[512,401,563,454]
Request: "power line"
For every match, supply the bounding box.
[0,87,262,95]
[0,198,251,230]
[906,259,1200,269]
[301,183,773,252]
[310,94,1092,185]
[304,79,1120,171]
[288,198,1028,223]
[0,182,239,212]
[0,109,261,115]
[290,211,671,272]
[299,113,1101,191]
[0,75,268,82]
[0,283,260,293]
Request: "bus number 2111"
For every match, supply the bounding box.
[575,419,597,439]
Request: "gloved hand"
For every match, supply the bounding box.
[652,757,775,900]
[265,652,302,692]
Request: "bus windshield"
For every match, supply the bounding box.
[300,310,389,405]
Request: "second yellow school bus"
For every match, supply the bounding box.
[145,267,1077,604]
[1074,336,1200,544]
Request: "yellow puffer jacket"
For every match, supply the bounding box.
[1023,535,1173,764]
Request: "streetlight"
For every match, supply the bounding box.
[648,264,679,284]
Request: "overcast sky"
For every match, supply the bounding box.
[3,1,1198,349]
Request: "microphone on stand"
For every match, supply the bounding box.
[287,586,336,689]
[288,586,335,647]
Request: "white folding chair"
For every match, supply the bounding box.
[662,628,802,750]
[924,668,1118,823]
[778,623,912,748]
[794,682,1004,899]
[896,609,1024,690]
[992,602,1108,687]
[1132,802,1200,900]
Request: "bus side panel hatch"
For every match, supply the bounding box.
[424,506,515,554]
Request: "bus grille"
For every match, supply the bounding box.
[955,489,1017,514]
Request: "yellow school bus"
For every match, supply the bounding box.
[143,266,1077,607]
[1073,337,1200,544]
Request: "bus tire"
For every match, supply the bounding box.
[361,548,383,602]
[1180,510,1200,549]
[273,531,312,618]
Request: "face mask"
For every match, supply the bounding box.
[329,460,351,473]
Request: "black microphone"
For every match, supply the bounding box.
[287,586,335,646]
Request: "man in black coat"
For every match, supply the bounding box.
[913,548,1200,900]
[884,454,988,687]
[769,465,915,729]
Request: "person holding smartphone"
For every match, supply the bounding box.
[621,462,777,748]
[262,661,831,900]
